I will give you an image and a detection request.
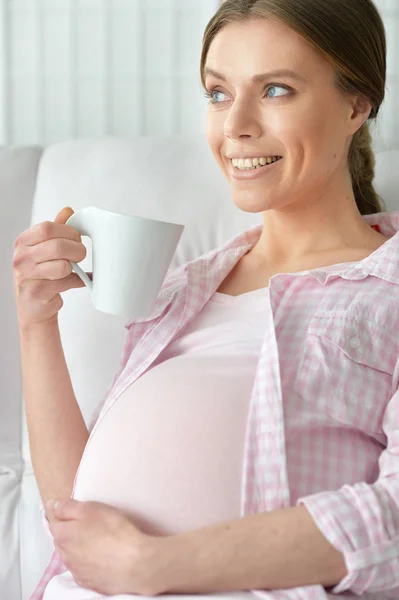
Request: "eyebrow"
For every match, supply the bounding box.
[203,67,308,85]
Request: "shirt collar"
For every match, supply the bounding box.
[357,210,399,284]
[187,210,399,291]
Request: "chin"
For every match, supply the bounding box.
[231,191,276,214]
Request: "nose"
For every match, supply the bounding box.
[224,99,262,141]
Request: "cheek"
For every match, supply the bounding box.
[206,114,224,164]
[298,101,346,151]
[205,110,216,142]
[277,108,343,176]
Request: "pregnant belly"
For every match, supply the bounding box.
[73,354,251,537]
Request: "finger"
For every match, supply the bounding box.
[16,207,81,247]
[17,273,87,306]
[48,518,64,544]
[47,498,86,521]
[17,221,82,247]
[53,206,75,225]
[30,238,87,270]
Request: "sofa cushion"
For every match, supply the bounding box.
[0,146,43,600]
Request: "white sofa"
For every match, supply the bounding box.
[1,137,399,600]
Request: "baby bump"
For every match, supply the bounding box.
[73,355,250,537]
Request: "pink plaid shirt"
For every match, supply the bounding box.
[31,210,399,600]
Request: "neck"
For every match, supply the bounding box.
[249,182,379,266]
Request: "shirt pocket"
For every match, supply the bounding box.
[293,311,397,435]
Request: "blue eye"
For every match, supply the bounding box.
[204,89,228,104]
[266,85,290,98]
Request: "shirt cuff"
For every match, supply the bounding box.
[296,483,399,595]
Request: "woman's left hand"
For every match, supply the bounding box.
[47,498,161,596]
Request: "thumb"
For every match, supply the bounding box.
[46,498,83,520]
[54,206,74,225]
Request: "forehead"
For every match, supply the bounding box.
[205,18,330,83]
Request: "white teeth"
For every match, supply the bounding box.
[232,156,281,170]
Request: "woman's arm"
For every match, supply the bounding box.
[19,320,89,520]
[152,504,346,596]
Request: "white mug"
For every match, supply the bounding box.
[66,206,184,319]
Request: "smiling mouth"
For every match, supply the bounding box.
[228,156,283,180]
[231,156,283,171]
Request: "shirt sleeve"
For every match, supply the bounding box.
[296,385,399,597]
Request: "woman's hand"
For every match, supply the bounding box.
[12,207,89,330]
[46,498,162,596]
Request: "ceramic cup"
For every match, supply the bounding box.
[66,206,184,318]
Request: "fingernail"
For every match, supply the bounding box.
[46,500,59,510]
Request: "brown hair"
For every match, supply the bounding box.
[201,0,387,215]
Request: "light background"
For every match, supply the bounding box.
[0,0,397,150]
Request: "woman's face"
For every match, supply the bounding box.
[204,18,369,214]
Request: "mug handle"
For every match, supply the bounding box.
[70,261,93,292]
[66,208,96,293]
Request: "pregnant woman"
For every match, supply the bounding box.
[13,0,399,599]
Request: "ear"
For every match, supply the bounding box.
[347,93,372,135]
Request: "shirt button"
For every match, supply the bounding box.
[349,337,360,349]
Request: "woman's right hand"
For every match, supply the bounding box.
[13,207,91,330]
